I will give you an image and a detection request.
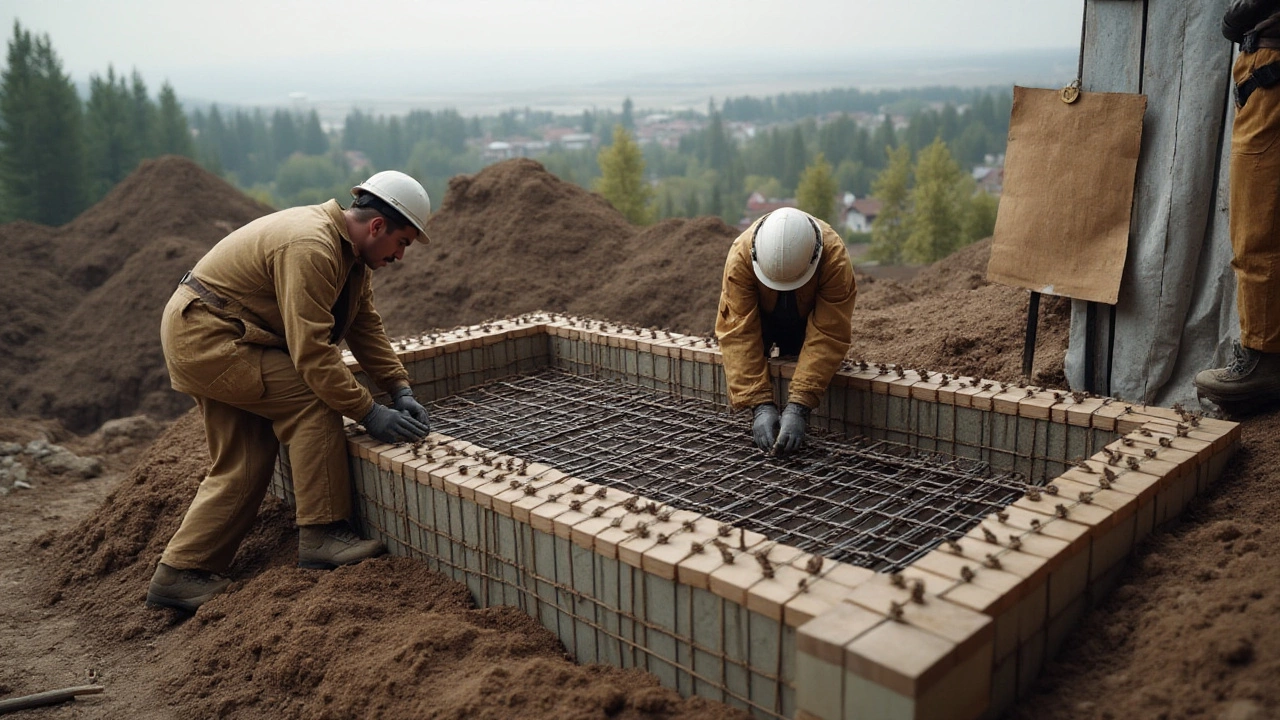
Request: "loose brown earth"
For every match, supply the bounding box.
[0,156,1274,718]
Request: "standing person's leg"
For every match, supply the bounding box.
[148,396,278,612]
[1232,51,1280,352]
[240,348,383,569]
[1197,48,1280,411]
[161,398,279,571]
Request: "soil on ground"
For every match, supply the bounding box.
[0,157,1274,719]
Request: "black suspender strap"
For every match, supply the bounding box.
[1237,61,1280,108]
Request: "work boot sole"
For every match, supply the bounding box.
[1196,388,1280,418]
[145,588,220,613]
[296,550,385,571]
[297,559,343,570]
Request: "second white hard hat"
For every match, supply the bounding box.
[351,170,432,240]
[751,208,823,291]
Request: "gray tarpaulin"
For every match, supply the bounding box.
[1065,0,1238,410]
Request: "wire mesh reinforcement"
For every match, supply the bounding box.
[429,370,1025,572]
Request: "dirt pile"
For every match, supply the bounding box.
[0,156,273,433]
[850,238,1070,387]
[1,155,1063,437]
[30,412,746,719]
[374,159,739,338]
[1011,412,1280,720]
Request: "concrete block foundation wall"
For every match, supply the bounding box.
[267,315,1238,720]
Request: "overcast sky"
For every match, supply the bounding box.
[2,1,1084,113]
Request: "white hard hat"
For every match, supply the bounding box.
[751,208,823,291]
[351,170,432,240]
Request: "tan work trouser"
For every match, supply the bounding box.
[159,289,352,573]
[1231,48,1280,352]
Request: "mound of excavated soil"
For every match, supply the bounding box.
[850,238,1070,388]
[373,159,739,338]
[0,156,273,433]
[0,156,1066,437]
[33,411,747,719]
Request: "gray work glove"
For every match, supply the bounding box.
[752,403,780,452]
[390,387,431,429]
[361,402,430,444]
[774,402,811,455]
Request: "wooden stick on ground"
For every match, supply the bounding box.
[0,685,105,715]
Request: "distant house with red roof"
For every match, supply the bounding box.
[842,196,882,233]
[739,192,797,229]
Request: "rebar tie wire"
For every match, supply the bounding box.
[429,370,1024,572]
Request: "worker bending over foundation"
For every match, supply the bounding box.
[716,207,857,455]
[147,171,434,612]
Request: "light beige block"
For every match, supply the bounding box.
[796,603,886,720]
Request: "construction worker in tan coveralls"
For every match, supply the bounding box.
[147,171,434,613]
[716,207,857,454]
[1196,0,1280,414]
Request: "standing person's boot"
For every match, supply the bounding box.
[1194,341,1280,414]
[297,521,386,570]
[146,562,230,612]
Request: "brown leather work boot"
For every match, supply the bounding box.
[1194,341,1280,414]
[297,521,386,570]
[146,562,230,613]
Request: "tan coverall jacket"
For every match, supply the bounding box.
[715,216,857,410]
[160,199,409,572]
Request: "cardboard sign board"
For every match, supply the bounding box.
[987,85,1147,305]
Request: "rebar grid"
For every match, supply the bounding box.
[429,370,1025,572]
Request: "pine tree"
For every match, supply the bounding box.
[963,191,999,244]
[595,125,653,225]
[156,82,194,158]
[796,152,837,226]
[85,65,142,200]
[904,138,966,263]
[129,70,158,158]
[302,109,327,154]
[0,22,87,224]
[783,126,807,193]
[867,145,912,264]
[621,97,635,131]
[269,108,298,163]
[872,113,896,162]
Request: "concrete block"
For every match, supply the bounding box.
[432,484,458,581]
[531,527,561,641]
[748,609,783,716]
[454,494,485,600]
[782,625,797,717]
[1045,594,1087,663]
[570,539,598,664]
[552,534,576,656]
[674,582,694,696]
[844,617,993,720]
[1088,560,1128,608]
[692,586,726,703]
[595,553,624,669]
[618,557,640,669]
[783,575,853,628]
[1090,514,1137,583]
[796,603,884,720]
[911,398,938,453]
[986,652,1018,720]
[645,572,680,690]
[987,413,1015,473]
[935,403,956,455]
[1016,629,1046,699]
[723,599,751,711]
[954,407,984,457]
[746,564,810,623]
[494,512,523,609]
[885,395,912,444]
